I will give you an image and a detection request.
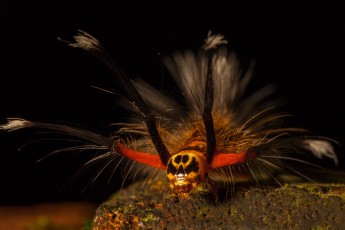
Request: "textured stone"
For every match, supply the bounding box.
[93,180,345,229]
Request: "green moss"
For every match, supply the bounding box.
[311,225,332,230]
[142,213,159,223]
[294,184,345,200]
[228,206,244,222]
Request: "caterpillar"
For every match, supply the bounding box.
[0,31,339,200]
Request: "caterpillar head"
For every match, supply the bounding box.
[166,151,207,193]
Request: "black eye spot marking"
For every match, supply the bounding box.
[177,165,185,175]
[185,157,199,173]
[182,155,189,163]
[167,162,177,175]
[174,155,182,164]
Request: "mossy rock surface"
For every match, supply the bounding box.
[93,180,345,229]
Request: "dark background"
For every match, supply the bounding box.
[1,1,345,204]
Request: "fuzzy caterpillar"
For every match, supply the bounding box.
[0,31,339,200]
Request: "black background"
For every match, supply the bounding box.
[1,1,345,204]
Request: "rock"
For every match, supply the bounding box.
[92,180,345,229]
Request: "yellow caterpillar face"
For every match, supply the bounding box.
[166,151,207,193]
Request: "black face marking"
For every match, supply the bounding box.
[177,165,185,175]
[185,157,199,173]
[167,162,177,175]
[182,155,189,163]
[174,155,182,164]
